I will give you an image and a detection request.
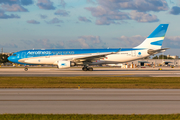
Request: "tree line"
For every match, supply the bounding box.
[0,54,9,63]
[152,55,174,59]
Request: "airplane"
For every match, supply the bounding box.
[8,24,169,71]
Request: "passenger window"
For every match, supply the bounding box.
[13,54,17,56]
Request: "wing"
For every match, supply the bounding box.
[67,49,121,63]
[73,52,115,62]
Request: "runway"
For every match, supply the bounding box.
[0,89,180,114]
[1,67,180,77]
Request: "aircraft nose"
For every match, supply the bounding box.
[7,56,11,61]
[8,56,15,62]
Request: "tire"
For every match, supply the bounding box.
[24,68,28,71]
[82,67,88,71]
[88,67,93,71]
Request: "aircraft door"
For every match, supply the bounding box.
[131,51,136,57]
[21,52,26,58]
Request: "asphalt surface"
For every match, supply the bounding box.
[0,89,180,114]
[1,67,180,77]
[1,68,180,114]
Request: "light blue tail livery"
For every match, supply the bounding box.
[148,24,169,38]
[136,24,169,49]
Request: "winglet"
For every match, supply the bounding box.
[117,48,121,52]
[112,48,121,54]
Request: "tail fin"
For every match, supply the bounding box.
[135,24,169,49]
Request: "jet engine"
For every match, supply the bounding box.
[57,60,76,69]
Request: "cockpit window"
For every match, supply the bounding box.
[13,54,17,56]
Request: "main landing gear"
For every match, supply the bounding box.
[82,66,93,71]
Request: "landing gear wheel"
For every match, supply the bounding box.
[88,67,93,71]
[82,67,93,71]
[82,67,88,71]
[24,68,28,71]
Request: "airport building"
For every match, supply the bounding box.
[113,58,180,68]
[107,55,180,68]
[167,55,179,59]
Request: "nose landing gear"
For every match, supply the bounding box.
[24,66,28,71]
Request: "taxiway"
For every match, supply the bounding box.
[0,67,180,77]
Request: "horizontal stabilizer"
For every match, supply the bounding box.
[147,48,169,55]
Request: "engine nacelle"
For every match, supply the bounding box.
[57,60,76,69]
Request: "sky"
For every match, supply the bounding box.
[1,0,180,56]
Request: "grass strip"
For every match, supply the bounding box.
[1,114,180,120]
[0,77,180,88]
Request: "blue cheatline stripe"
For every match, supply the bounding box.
[148,24,169,38]
[150,40,163,46]
[20,49,120,55]
[16,48,145,58]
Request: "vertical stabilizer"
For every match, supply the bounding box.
[135,24,169,49]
